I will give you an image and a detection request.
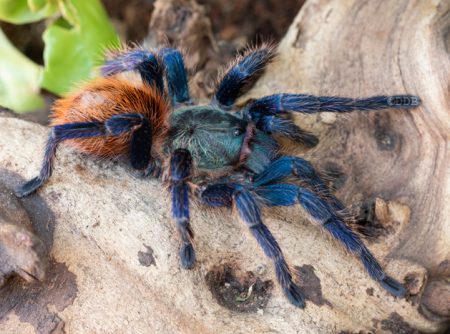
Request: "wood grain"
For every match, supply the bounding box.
[0,0,448,333]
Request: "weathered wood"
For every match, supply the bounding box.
[254,0,450,269]
[0,187,47,287]
[0,0,449,333]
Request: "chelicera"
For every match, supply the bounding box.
[16,44,420,308]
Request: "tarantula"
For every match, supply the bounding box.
[16,44,420,308]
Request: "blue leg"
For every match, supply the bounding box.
[16,113,154,197]
[253,156,344,211]
[255,183,406,297]
[256,115,318,147]
[105,113,153,170]
[170,149,195,269]
[158,48,191,105]
[213,45,276,108]
[16,122,105,197]
[101,50,164,93]
[200,183,305,308]
[246,94,421,121]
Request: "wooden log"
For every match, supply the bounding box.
[0,0,448,333]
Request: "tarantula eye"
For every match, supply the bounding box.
[233,128,244,136]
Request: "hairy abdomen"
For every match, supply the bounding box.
[51,77,169,156]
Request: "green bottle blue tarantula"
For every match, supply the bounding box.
[17,44,420,308]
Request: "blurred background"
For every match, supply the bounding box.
[0,0,304,123]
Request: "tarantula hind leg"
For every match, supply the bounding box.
[102,49,164,93]
[170,149,196,269]
[201,183,306,308]
[255,183,406,297]
[16,122,104,197]
[105,113,153,170]
[102,47,192,105]
[17,113,154,197]
[253,156,344,211]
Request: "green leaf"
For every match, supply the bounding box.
[56,0,78,26]
[0,0,58,24]
[0,28,44,112]
[27,0,47,12]
[41,0,120,95]
[40,19,90,94]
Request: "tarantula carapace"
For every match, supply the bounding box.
[16,44,420,308]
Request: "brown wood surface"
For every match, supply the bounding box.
[0,0,449,333]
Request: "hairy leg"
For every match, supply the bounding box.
[201,183,305,308]
[213,45,276,108]
[105,113,153,170]
[16,122,104,197]
[17,113,153,197]
[102,48,192,105]
[102,50,164,92]
[255,183,406,297]
[253,156,344,211]
[158,48,191,105]
[246,93,421,121]
[245,93,420,147]
[255,115,319,147]
[170,149,196,269]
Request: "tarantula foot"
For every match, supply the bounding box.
[180,243,196,269]
[380,275,407,297]
[284,282,306,308]
[15,177,42,198]
[387,95,421,108]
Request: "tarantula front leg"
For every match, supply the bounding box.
[255,115,319,148]
[254,183,406,297]
[16,113,154,197]
[200,183,305,308]
[246,94,421,117]
[169,149,196,269]
[212,44,276,108]
[159,48,191,105]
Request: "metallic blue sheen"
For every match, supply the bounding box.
[214,47,274,107]
[159,48,191,105]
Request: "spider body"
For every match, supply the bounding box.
[16,45,421,308]
[50,77,168,163]
[168,106,277,172]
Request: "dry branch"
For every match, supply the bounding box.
[0,0,449,333]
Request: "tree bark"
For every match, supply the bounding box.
[0,0,449,333]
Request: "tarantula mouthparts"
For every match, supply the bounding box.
[16,44,420,308]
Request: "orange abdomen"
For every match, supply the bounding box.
[51,77,169,157]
